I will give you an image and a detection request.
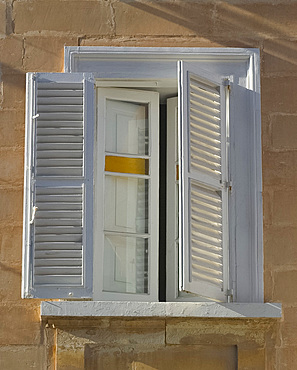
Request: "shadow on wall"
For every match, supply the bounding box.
[84,343,237,370]
[119,0,297,73]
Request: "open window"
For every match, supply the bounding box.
[22,47,263,303]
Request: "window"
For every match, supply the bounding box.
[22,47,263,303]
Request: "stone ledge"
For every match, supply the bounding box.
[41,301,282,318]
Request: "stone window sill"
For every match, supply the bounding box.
[41,301,281,318]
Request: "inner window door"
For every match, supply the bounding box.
[94,88,159,301]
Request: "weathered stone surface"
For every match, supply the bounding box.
[0,189,23,223]
[262,190,273,226]
[261,76,297,114]
[271,114,297,149]
[0,303,41,345]
[214,3,297,38]
[82,344,237,370]
[264,227,297,267]
[0,2,6,37]
[0,345,45,370]
[0,110,25,148]
[56,318,165,347]
[0,0,296,368]
[263,151,297,187]
[264,269,274,302]
[276,346,297,369]
[24,36,78,72]
[1,73,26,110]
[273,270,297,303]
[0,149,23,184]
[165,318,273,346]
[280,306,297,346]
[114,2,214,36]
[81,36,223,48]
[0,264,22,301]
[272,190,297,225]
[262,39,297,76]
[0,37,24,73]
[237,346,265,369]
[14,1,113,34]
[0,226,22,265]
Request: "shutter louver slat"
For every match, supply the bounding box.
[190,181,223,290]
[22,72,94,299]
[189,81,222,182]
[36,82,84,178]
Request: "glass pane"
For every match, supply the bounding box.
[105,99,149,155]
[104,175,148,234]
[103,235,149,294]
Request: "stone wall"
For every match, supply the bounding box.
[0,0,297,368]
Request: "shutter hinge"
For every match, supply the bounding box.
[223,78,231,91]
[222,180,232,191]
[30,206,38,224]
[226,289,234,303]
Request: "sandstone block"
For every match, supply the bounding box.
[263,151,297,187]
[0,36,24,73]
[0,264,21,301]
[0,345,45,370]
[272,190,297,225]
[114,2,213,36]
[262,39,297,76]
[264,227,297,267]
[261,113,271,150]
[0,110,25,147]
[214,3,297,38]
[273,270,297,303]
[276,346,297,369]
[57,318,165,348]
[0,2,5,36]
[24,36,78,72]
[81,344,237,370]
[0,149,23,185]
[1,73,26,110]
[237,346,265,369]
[0,226,22,264]
[262,190,272,226]
[261,76,297,114]
[281,306,297,346]
[271,114,297,150]
[0,303,41,345]
[264,269,274,302]
[14,1,113,35]
[0,189,23,224]
[165,318,269,346]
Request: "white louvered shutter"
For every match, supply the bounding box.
[22,73,94,299]
[179,62,229,302]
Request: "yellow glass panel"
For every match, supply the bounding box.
[105,156,149,175]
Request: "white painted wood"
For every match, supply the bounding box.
[94,88,159,301]
[166,97,179,301]
[69,47,263,303]
[179,62,229,302]
[41,301,281,318]
[22,72,94,299]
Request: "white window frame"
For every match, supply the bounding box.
[64,46,263,303]
[22,47,263,305]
